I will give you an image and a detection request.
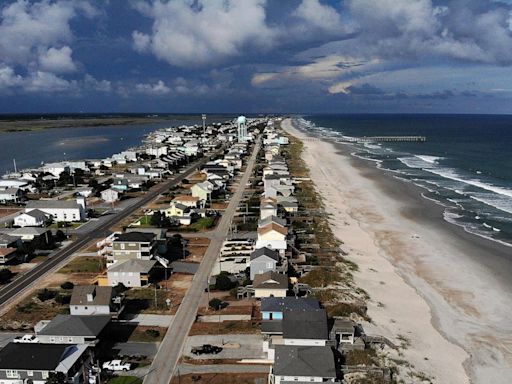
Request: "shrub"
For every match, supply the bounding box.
[60,281,74,290]
[215,274,236,291]
[55,294,71,305]
[209,298,223,311]
[144,329,160,338]
[0,268,13,284]
[37,289,57,302]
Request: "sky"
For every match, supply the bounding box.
[2,0,512,114]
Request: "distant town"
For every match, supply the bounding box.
[0,116,402,384]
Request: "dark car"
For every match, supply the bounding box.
[191,344,223,355]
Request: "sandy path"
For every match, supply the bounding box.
[282,118,512,383]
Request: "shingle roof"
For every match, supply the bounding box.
[250,247,279,261]
[261,297,320,313]
[115,232,155,242]
[258,216,286,228]
[257,223,288,236]
[273,345,336,378]
[38,315,110,337]
[282,309,329,340]
[26,200,80,209]
[0,248,16,256]
[20,209,47,220]
[70,286,112,306]
[0,343,73,370]
[253,272,288,290]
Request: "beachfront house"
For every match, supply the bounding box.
[250,247,280,280]
[253,271,288,298]
[0,343,92,384]
[282,309,329,346]
[256,222,288,255]
[269,345,338,384]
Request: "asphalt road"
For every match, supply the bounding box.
[143,139,261,384]
[0,150,222,310]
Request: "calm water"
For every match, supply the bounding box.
[0,118,204,173]
[297,114,512,247]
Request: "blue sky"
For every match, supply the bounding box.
[2,0,512,114]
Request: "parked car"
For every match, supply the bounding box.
[191,344,223,355]
[13,334,39,343]
[102,360,131,371]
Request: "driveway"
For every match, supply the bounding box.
[114,342,159,358]
[183,334,265,360]
[176,364,270,375]
[118,314,174,327]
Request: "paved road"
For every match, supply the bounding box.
[144,139,261,384]
[0,150,223,311]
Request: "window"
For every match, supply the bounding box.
[50,337,56,343]
[266,262,273,268]
[120,244,125,250]
[42,372,49,379]
[27,371,33,377]
[6,370,18,378]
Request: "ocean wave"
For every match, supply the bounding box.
[469,193,512,215]
[426,168,512,199]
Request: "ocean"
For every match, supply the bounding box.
[296,114,512,248]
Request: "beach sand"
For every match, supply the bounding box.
[282,118,512,384]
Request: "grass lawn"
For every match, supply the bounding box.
[59,256,105,274]
[48,222,83,229]
[107,376,142,384]
[124,288,172,313]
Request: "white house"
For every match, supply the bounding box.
[25,197,86,222]
[256,223,288,254]
[70,286,115,316]
[191,181,214,202]
[101,188,121,203]
[14,209,47,227]
[0,188,22,204]
[107,259,156,287]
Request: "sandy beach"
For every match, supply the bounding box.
[282,118,512,384]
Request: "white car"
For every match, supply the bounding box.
[13,334,39,343]
[102,360,131,372]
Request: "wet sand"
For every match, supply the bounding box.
[282,118,512,384]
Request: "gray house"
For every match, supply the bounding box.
[250,247,280,280]
[270,345,338,384]
[111,232,157,263]
[35,314,110,345]
[107,259,156,287]
[0,343,91,384]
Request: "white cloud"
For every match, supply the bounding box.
[39,46,77,73]
[132,0,276,67]
[292,0,343,33]
[0,65,24,89]
[135,80,171,95]
[0,0,97,72]
[23,70,75,93]
[84,74,112,92]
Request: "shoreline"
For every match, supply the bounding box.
[282,118,512,383]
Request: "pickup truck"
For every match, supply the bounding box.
[101,360,131,372]
[13,335,39,343]
[191,344,223,355]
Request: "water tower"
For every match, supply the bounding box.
[237,115,247,142]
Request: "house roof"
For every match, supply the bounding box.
[115,232,155,243]
[0,234,18,245]
[258,216,286,228]
[253,272,288,290]
[261,297,320,313]
[0,248,16,256]
[257,223,288,236]
[70,286,113,306]
[108,259,156,273]
[26,200,80,209]
[0,343,76,370]
[19,209,47,220]
[38,315,110,337]
[250,247,279,261]
[282,309,329,340]
[172,202,188,211]
[273,345,336,378]
[12,227,50,236]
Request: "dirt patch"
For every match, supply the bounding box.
[0,208,21,218]
[189,321,260,336]
[171,372,267,384]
